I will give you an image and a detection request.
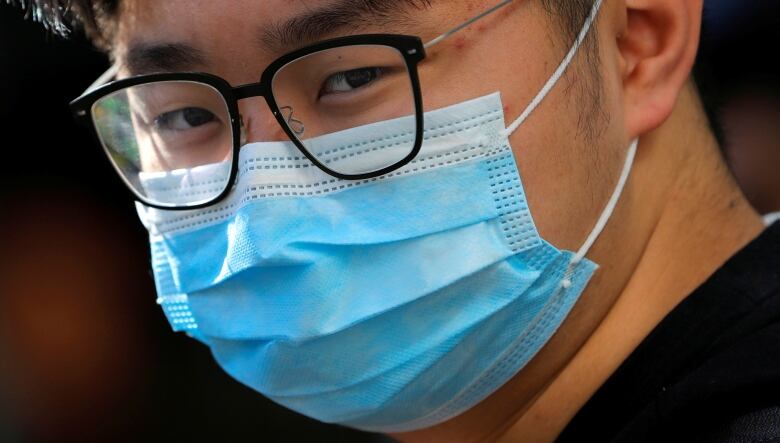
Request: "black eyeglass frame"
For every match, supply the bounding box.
[70,34,427,210]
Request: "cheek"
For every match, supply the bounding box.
[506,68,625,252]
[418,15,551,113]
[413,4,626,250]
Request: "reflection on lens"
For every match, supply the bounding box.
[272,45,417,175]
[91,81,233,207]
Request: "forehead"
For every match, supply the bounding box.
[114,0,435,76]
[115,0,427,48]
[118,0,319,30]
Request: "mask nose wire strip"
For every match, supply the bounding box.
[502,0,603,139]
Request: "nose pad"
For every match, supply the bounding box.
[279,106,306,137]
[238,98,291,144]
[239,115,247,146]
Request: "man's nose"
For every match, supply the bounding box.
[237,97,290,144]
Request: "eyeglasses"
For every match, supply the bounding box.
[70,0,513,210]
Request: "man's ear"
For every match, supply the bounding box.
[615,0,703,136]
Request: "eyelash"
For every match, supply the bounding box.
[319,67,385,98]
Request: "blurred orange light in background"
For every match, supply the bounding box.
[0,191,152,442]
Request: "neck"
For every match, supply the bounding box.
[393,81,766,443]
[493,81,766,443]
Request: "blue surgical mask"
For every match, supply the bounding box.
[137,0,636,432]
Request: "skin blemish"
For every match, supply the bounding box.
[454,36,468,50]
[503,104,511,115]
[499,2,520,17]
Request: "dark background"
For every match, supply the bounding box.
[0,1,777,442]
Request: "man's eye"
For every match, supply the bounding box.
[320,67,384,97]
[154,107,217,131]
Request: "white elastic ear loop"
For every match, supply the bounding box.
[502,0,603,139]
[561,138,638,289]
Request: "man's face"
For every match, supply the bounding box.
[113,0,629,266]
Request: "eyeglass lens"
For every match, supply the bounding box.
[271,44,417,176]
[92,81,234,207]
[90,44,417,208]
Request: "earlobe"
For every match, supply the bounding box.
[617,0,703,137]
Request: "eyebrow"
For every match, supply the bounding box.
[124,42,208,76]
[260,0,431,53]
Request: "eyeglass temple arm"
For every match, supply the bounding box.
[82,63,120,95]
[423,0,514,49]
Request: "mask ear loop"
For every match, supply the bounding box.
[494,0,637,288]
[561,138,638,289]
[501,0,603,139]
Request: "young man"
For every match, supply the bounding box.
[22,0,780,441]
